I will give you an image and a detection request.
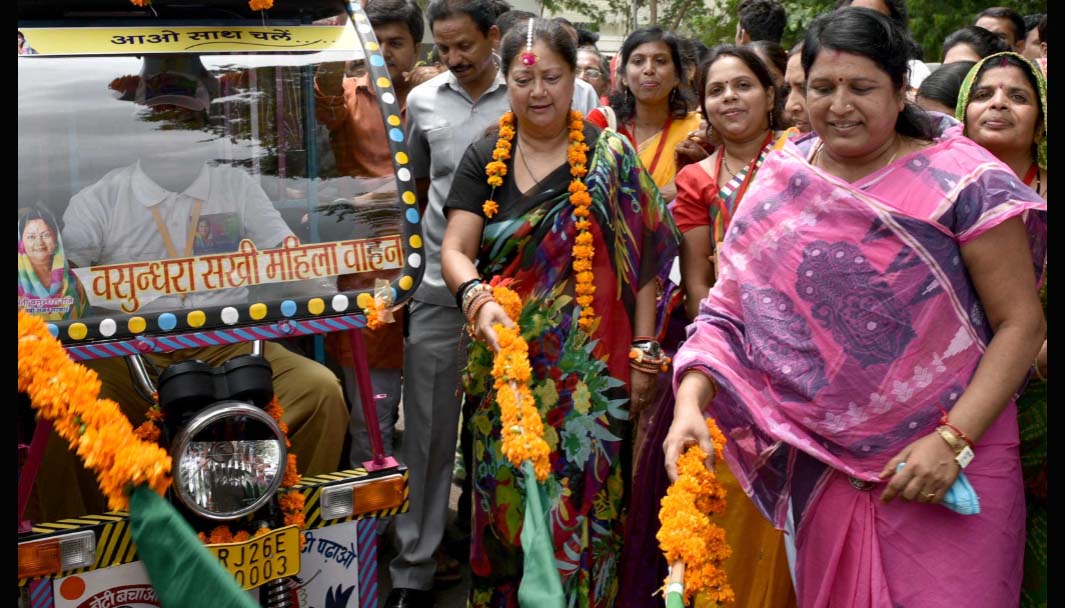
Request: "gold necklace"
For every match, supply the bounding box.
[516,141,543,182]
[812,136,901,173]
[721,152,736,178]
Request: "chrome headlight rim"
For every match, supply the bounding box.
[171,401,288,521]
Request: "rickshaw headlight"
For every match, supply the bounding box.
[171,402,287,520]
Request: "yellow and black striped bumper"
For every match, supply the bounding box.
[17,466,408,586]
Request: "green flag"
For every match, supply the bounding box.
[517,461,565,607]
[128,485,257,608]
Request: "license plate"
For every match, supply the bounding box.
[206,526,301,591]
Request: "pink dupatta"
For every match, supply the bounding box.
[673,130,1046,606]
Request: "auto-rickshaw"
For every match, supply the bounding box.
[17,1,422,606]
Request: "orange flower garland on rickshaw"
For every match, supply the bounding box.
[18,310,171,511]
[18,308,304,546]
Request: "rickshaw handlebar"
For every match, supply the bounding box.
[125,340,264,399]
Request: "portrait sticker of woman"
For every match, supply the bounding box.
[192,213,240,255]
[18,207,89,320]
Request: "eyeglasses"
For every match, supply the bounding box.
[576,67,604,79]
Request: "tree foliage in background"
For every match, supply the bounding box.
[907,0,1045,61]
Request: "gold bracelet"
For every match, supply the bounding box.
[935,425,966,456]
[464,292,494,327]
[461,284,492,319]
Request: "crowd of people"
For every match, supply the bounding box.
[22,0,1046,606]
[335,0,1047,606]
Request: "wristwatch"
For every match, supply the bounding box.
[935,426,975,469]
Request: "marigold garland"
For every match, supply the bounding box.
[133,399,164,443]
[363,306,383,330]
[19,309,305,555]
[489,277,522,322]
[361,283,395,332]
[474,112,595,483]
[265,396,306,549]
[481,111,595,328]
[566,111,595,331]
[657,418,734,606]
[482,114,512,218]
[17,310,171,511]
[489,287,551,482]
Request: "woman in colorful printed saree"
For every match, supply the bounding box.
[440,20,679,608]
[18,206,88,321]
[956,51,1047,608]
[585,26,702,202]
[664,8,1047,607]
[665,44,798,608]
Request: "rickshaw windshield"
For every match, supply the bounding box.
[18,34,418,346]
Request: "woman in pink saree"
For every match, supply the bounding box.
[664,8,1046,607]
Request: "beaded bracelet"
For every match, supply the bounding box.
[630,361,664,374]
[454,277,482,309]
[465,292,494,328]
[629,340,671,373]
[461,283,493,318]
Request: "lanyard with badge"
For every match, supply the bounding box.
[150,198,203,301]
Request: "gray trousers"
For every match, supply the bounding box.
[389,300,466,590]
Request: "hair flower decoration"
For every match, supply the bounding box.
[521,18,537,66]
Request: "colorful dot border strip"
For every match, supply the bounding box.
[40,3,425,356]
[64,313,371,362]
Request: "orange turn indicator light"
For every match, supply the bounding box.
[352,474,406,517]
[18,538,63,579]
[18,530,95,579]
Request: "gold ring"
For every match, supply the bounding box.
[923,492,936,500]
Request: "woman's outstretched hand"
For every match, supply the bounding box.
[473,300,515,352]
[663,373,717,481]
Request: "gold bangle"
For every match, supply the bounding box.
[935,426,966,456]
[464,293,493,327]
